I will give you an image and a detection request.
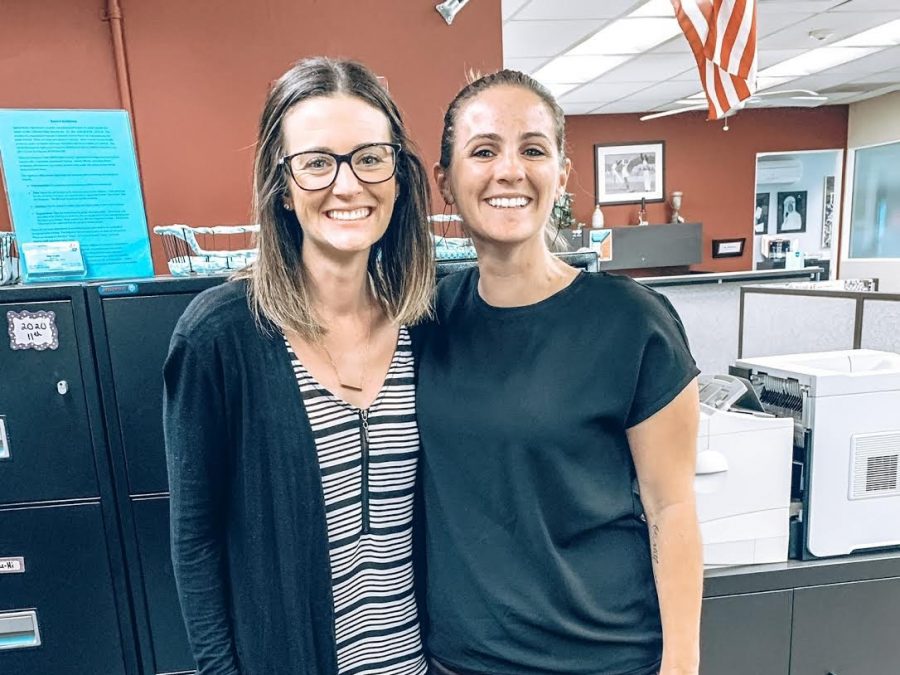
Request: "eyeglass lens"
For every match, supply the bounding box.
[288,144,397,190]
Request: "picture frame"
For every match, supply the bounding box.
[776,190,807,234]
[755,193,770,235]
[821,176,835,249]
[594,141,665,206]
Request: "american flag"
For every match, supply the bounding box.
[671,0,758,120]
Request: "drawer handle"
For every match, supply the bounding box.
[0,610,41,651]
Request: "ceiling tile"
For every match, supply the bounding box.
[827,0,900,11]
[501,0,531,21]
[502,0,900,115]
[513,0,637,21]
[624,80,706,102]
[756,11,817,38]
[503,56,550,73]
[597,52,698,82]
[503,19,607,58]
[560,80,651,103]
[824,45,900,75]
[756,0,845,13]
[592,100,656,114]
[650,35,693,54]
[561,102,604,114]
[758,49,808,68]
[757,11,898,50]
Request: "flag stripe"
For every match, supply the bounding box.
[670,0,757,120]
[737,2,758,80]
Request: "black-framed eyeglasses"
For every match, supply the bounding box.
[279,142,402,191]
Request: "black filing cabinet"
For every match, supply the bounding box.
[0,285,136,675]
[87,276,225,675]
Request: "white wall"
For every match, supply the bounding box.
[754,150,841,262]
[840,91,900,291]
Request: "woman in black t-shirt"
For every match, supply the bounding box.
[415,70,702,675]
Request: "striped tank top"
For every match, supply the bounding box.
[285,326,427,675]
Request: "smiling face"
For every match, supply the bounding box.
[282,94,397,260]
[437,85,570,248]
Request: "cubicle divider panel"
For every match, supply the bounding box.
[642,269,823,376]
[740,286,900,360]
[860,297,900,354]
[739,288,857,359]
[87,276,226,675]
[654,283,742,376]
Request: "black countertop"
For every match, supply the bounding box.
[703,550,900,597]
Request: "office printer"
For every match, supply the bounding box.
[731,349,900,559]
[696,375,794,567]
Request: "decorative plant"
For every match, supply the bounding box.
[552,191,579,230]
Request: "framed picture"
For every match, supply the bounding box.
[755,193,770,234]
[594,141,664,205]
[821,176,835,248]
[776,190,807,234]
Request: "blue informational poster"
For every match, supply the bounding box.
[0,109,154,281]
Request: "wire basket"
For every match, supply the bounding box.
[0,232,20,286]
[153,224,259,276]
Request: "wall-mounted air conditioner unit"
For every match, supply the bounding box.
[756,158,804,185]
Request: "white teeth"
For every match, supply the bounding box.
[327,208,371,221]
[487,197,529,208]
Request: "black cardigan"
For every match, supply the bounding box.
[163,279,337,675]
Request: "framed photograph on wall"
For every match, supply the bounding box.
[594,141,664,205]
[821,176,835,248]
[776,190,807,234]
[755,193,770,234]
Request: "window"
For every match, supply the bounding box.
[849,140,900,259]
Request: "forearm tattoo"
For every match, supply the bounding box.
[650,523,660,581]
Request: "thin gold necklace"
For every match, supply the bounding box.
[318,303,374,392]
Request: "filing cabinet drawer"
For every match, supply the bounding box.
[0,300,98,504]
[0,501,127,674]
[132,496,194,673]
[102,293,195,495]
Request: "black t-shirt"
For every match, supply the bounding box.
[415,268,699,675]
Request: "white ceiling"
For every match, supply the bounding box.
[502,0,900,114]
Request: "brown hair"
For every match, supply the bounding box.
[438,69,570,250]
[235,57,434,339]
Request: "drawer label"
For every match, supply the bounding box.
[7,310,58,351]
[0,557,24,574]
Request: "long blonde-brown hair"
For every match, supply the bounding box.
[235,57,434,338]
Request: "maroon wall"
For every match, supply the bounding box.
[565,106,849,271]
[0,0,503,271]
[0,0,120,230]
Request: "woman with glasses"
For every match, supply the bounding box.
[164,57,433,675]
[415,70,702,675]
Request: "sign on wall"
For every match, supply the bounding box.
[0,109,153,281]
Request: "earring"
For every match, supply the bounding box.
[283,201,293,211]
